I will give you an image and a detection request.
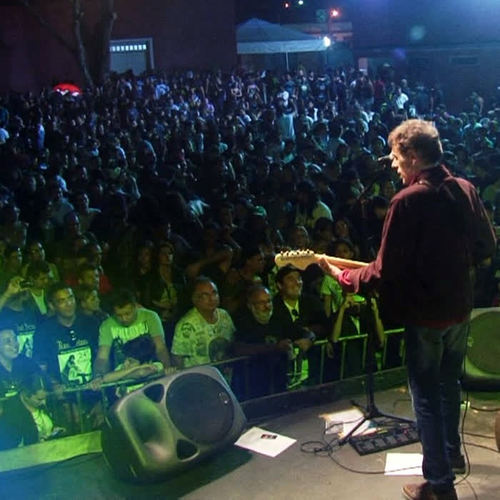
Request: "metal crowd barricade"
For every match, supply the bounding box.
[314,327,407,385]
[0,329,407,440]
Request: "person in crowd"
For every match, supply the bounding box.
[0,324,40,397]
[319,119,496,500]
[0,373,63,449]
[327,291,384,380]
[93,194,139,288]
[98,334,164,396]
[171,276,234,368]
[74,285,108,322]
[136,240,187,349]
[21,240,60,282]
[93,288,173,378]
[481,166,500,205]
[0,245,23,290]
[79,242,109,284]
[293,179,333,231]
[380,177,398,200]
[45,182,74,228]
[232,285,290,399]
[0,276,38,358]
[320,239,357,320]
[333,216,361,259]
[283,223,327,295]
[72,191,101,233]
[23,261,51,318]
[311,172,337,212]
[74,263,112,297]
[276,92,297,141]
[184,222,234,286]
[213,200,250,248]
[286,224,311,250]
[0,109,9,145]
[0,203,29,249]
[221,244,265,314]
[53,212,89,282]
[269,266,327,384]
[392,86,409,115]
[33,282,100,386]
[310,217,335,254]
[132,240,155,290]
[362,195,390,259]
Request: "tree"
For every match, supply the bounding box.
[16,0,117,88]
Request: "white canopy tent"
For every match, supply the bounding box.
[236,18,327,70]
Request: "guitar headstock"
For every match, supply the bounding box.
[274,250,319,271]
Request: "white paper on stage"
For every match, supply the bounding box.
[384,453,423,476]
[234,426,296,457]
[321,407,372,437]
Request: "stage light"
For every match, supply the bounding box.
[284,1,290,8]
[330,8,341,18]
[297,0,304,6]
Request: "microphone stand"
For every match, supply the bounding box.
[338,294,414,448]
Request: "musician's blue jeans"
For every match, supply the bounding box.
[405,320,468,492]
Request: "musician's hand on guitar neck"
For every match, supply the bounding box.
[317,257,342,280]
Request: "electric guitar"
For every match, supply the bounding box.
[274,249,368,271]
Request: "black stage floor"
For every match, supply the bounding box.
[1,385,499,500]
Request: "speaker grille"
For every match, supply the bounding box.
[166,373,235,444]
[469,311,500,374]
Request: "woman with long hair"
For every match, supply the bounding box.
[136,241,187,349]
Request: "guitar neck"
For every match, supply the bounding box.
[274,250,369,271]
[319,254,368,269]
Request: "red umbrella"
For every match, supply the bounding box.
[52,83,82,95]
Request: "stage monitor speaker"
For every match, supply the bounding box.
[463,308,500,391]
[101,365,247,482]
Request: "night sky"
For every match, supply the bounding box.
[235,0,500,50]
[234,0,351,24]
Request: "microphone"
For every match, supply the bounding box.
[377,155,392,167]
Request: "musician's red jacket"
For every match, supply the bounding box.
[341,165,496,328]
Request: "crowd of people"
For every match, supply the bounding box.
[0,65,499,449]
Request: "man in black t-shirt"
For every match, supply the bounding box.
[33,283,100,386]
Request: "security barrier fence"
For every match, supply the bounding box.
[0,328,406,438]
